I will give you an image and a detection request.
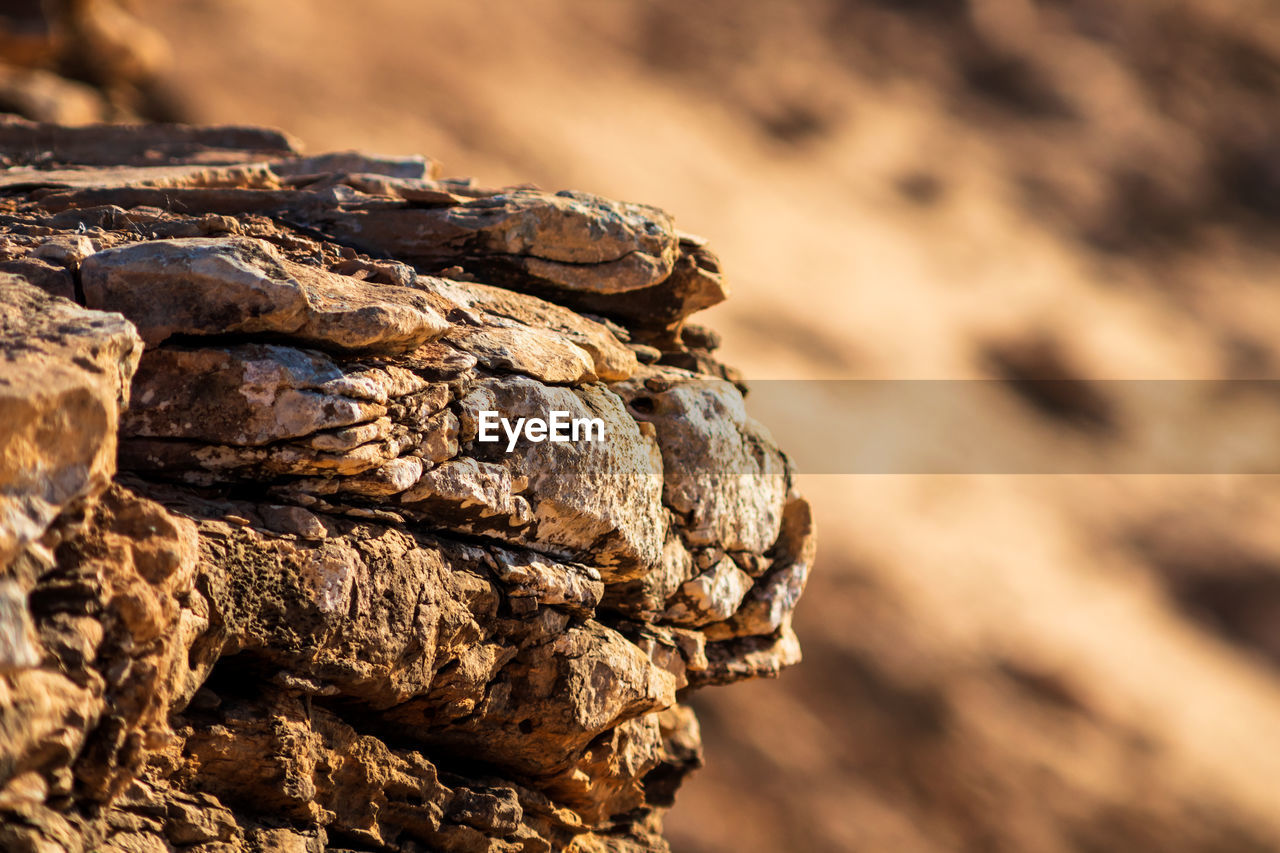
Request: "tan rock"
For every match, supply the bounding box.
[312,189,679,295]
[0,122,811,853]
[704,495,815,641]
[663,556,753,628]
[0,279,141,569]
[462,377,667,580]
[82,237,450,353]
[122,344,386,446]
[615,367,790,554]
[434,276,638,381]
[0,117,298,166]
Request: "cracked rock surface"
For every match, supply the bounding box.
[0,119,813,853]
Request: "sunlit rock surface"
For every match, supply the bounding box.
[0,119,812,853]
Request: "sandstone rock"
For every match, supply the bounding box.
[0,279,141,569]
[432,276,638,382]
[32,234,97,269]
[258,504,328,540]
[122,344,388,446]
[0,578,39,673]
[488,547,604,617]
[704,495,815,642]
[614,368,789,554]
[82,237,450,353]
[401,456,535,527]
[460,376,666,579]
[541,235,730,341]
[445,324,601,384]
[0,122,812,853]
[309,189,679,293]
[0,256,77,300]
[271,150,439,181]
[663,556,753,627]
[0,162,282,192]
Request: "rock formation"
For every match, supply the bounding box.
[0,118,813,853]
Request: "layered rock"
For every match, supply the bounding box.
[0,121,813,852]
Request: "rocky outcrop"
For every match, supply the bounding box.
[0,121,813,852]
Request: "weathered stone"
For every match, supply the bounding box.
[81,237,450,353]
[390,621,679,778]
[0,162,284,193]
[433,277,638,382]
[460,377,666,579]
[445,324,600,385]
[559,236,729,342]
[402,456,534,527]
[704,495,815,641]
[270,150,438,181]
[309,189,678,293]
[338,455,423,497]
[258,504,328,540]
[414,409,460,463]
[0,485,202,816]
[0,122,812,853]
[0,279,141,569]
[32,234,96,269]
[691,624,803,688]
[489,547,604,616]
[614,368,789,554]
[122,344,387,446]
[0,256,77,300]
[0,578,39,673]
[663,556,753,627]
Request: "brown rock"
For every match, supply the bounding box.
[122,344,388,447]
[615,368,789,554]
[81,237,450,353]
[0,122,812,853]
[459,376,667,579]
[0,278,141,568]
[0,256,77,300]
[0,116,299,166]
[310,189,679,293]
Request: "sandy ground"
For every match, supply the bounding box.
[132,2,1280,849]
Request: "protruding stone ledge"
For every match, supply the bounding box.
[0,121,813,853]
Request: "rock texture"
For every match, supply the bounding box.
[0,120,812,853]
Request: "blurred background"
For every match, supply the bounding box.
[5,1,1280,850]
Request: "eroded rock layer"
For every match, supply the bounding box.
[0,120,813,853]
